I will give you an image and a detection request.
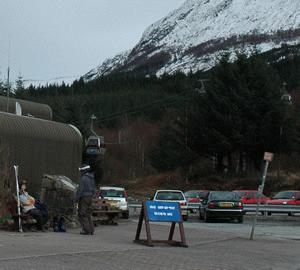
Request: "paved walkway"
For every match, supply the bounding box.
[0,220,300,270]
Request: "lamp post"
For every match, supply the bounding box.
[6,66,10,112]
[277,82,292,180]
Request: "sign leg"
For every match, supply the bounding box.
[179,222,187,247]
[144,220,153,246]
[134,204,144,241]
[168,222,176,241]
[143,203,153,246]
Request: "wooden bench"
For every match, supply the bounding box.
[92,198,121,225]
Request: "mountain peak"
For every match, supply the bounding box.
[85,0,300,80]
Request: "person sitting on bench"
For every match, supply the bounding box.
[19,181,44,231]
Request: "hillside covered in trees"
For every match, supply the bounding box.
[3,44,300,193]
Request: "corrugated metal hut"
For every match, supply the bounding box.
[0,96,53,120]
[0,112,82,195]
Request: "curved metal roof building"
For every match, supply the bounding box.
[0,112,82,195]
[0,96,53,120]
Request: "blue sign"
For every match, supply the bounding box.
[146,201,181,222]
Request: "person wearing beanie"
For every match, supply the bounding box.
[75,164,96,235]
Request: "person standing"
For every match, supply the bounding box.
[75,164,96,235]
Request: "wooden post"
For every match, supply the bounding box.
[168,222,176,241]
[179,222,187,247]
[134,203,144,242]
[143,202,153,246]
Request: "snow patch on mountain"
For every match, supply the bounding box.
[84,50,131,80]
[85,0,300,80]
[156,39,300,76]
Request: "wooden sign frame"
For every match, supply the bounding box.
[134,202,188,247]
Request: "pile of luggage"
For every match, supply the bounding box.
[40,174,78,229]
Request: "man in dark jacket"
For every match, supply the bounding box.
[75,164,96,235]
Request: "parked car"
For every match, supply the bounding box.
[266,190,300,216]
[99,186,129,219]
[153,190,188,221]
[232,190,270,204]
[184,190,210,213]
[199,191,244,223]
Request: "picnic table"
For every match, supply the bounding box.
[92,198,121,225]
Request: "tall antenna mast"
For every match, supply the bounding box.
[6,67,10,112]
[6,41,11,112]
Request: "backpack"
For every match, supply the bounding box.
[52,216,66,232]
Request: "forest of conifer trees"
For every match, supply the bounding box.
[2,45,300,190]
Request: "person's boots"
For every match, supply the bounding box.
[52,217,59,232]
[58,217,66,232]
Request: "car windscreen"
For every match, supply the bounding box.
[185,191,208,198]
[210,192,237,201]
[156,192,184,201]
[233,191,247,198]
[273,191,295,199]
[101,190,125,198]
[185,191,198,198]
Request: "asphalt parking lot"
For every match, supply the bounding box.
[0,214,300,270]
[184,213,300,240]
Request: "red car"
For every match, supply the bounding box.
[266,190,300,216]
[267,191,300,205]
[232,190,270,204]
[184,190,210,213]
[185,190,210,203]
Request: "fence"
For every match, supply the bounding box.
[129,203,300,215]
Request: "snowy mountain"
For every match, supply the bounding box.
[24,76,79,88]
[84,0,300,80]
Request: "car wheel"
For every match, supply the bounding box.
[199,211,203,220]
[204,211,211,223]
[183,215,188,221]
[237,216,244,223]
[267,212,271,216]
[122,211,129,219]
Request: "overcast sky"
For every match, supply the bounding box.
[0,0,185,84]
